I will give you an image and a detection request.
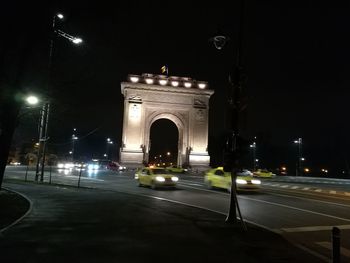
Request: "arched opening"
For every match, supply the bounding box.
[149,119,179,167]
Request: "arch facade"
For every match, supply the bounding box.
[120,73,214,170]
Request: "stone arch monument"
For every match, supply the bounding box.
[120,73,214,170]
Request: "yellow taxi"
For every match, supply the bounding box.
[253,169,275,178]
[166,165,186,173]
[204,167,261,192]
[136,167,179,189]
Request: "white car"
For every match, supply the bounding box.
[236,169,253,176]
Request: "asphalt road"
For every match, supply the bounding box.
[4,165,350,262]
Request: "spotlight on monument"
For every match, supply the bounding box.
[198,83,206,89]
[130,76,139,83]
[171,81,179,87]
[184,82,192,88]
[159,79,168,85]
[145,78,154,84]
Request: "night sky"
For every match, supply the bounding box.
[4,1,350,174]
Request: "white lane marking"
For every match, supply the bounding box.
[316,242,350,258]
[238,196,350,222]
[64,175,104,181]
[330,191,337,194]
[116,187,331,261]
[179,179,205,185]
[188,183,203,186]
[281,185,289,188]
[138,194,282,234]
[294,244,331,263]
[180,183,350,222]
[315,189,322,192]
[303,187,310,190]
[280,225,350,233]
[291,186,299,189]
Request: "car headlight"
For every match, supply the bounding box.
[93,164,99,170]
[134,174,139,179]
[58,163,64,168]
[251,179,261,185]
[171,176,179,182]
[236,179,247,184]
[88,164,94,170]
[155,176,165,182]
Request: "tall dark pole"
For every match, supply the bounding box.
[36,15,56,182]
[40,102,50,182]
[225,0,246,224]
[294,137,302,176]
[298,138,303,176]
[210,0,246,224]
[35,105,45,181]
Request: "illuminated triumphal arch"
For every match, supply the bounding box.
[120,73,214,169]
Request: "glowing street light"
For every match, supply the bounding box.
[106,138,114,159]
[35,12,83,182]
[293,137,303,176]
[249,140,257,171]
[26,95,39,105]
[57,13,64,19]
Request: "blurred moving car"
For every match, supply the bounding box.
[236,169,253,176]
[166,165,187,173]
[253,169,275,178]
[204,167,261,192]
[135,167,179,189]
[106,161,126,171]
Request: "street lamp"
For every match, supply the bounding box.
[293,137,303,176]
[249,141,256,171]
[35,13,83,182]
[71,128,78,162]
[209,0,246,225]
[25,95,39,105]
[106,138,113,160]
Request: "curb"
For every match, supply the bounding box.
[0,187,33,234]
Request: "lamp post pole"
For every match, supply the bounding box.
[34,13,82,182]
[72,128,78,162]
[250,142,256,171]
[294,137,303,176]
[35,14,59,182]
[106,138,113,160]
[210,0,246,224]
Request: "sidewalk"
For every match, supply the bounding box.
[0,181,319,263]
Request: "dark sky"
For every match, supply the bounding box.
[4,1,350,174]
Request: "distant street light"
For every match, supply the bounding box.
[293,137,303,176]
[35,13,83,182]
[71,128,78,161]
[106,138,113,160]
[249,141,256,171]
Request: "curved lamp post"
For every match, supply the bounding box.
[35,13,83,182]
